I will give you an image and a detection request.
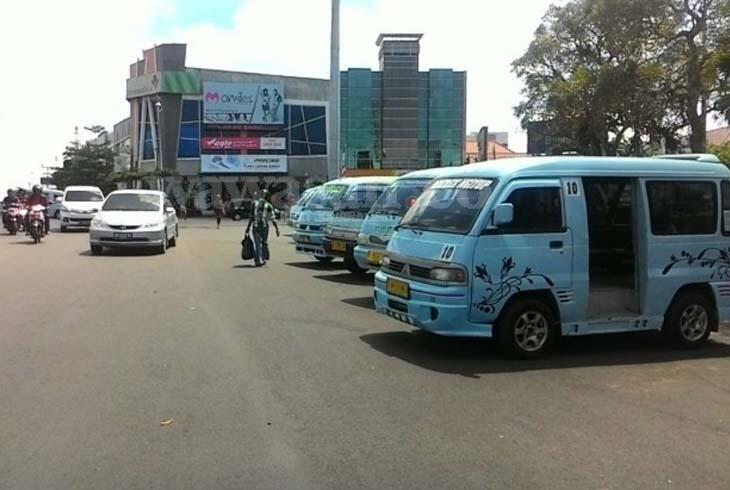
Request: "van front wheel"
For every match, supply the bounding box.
[497,299,557,359]
[664,292,714,349]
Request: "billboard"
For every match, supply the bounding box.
[201,137,286,151]
[203,82,285,125]
[201,154,287,174]
[126,71,201,99]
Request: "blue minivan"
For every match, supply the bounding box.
[354,167,458,272]
[374,156,730,358]
[292,180,350,261]
[322,176,396,274]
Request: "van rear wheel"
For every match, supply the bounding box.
[664,292,714,349]
[497,299,557,359]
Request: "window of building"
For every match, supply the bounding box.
[285,105,327,156]
[647,181,717,235]
[356,151,372,169]
[178,100,201,158]
[501,187,563,233]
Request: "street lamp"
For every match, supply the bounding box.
[155,100,163,191]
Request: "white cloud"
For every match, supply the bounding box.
[0,0,552,190]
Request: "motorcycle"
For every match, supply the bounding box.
[28,205,46,244]
[3,204,21,235]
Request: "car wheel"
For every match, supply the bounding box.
[663,292,714,349]
[90,244,103,255]
[158,234,168,255]
[315,256,334,263]
[344,255,369,276]
[169,226,178,247]
[232,213,241,221]
[60,225,67,233]
[497,298,557,359]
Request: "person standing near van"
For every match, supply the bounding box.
[213,194,225,229]
[245,190,280,267]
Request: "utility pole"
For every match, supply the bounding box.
[327,0,341,180]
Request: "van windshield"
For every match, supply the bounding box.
[370,179,431,217]
[305,185,349,210]
[65,190,103,202]
[400,178,495,234]
[336,184,388,214]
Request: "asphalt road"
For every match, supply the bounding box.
[1,219,729,490]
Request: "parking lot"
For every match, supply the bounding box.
[1,218,729,489]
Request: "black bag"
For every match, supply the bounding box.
[241,234,255,260]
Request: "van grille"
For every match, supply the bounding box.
[386,260,406,274]
[409,264,431,279]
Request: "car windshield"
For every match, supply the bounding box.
[400,178,496,234]
[336,184,387,213]
[65,190,103,202]
[304,184,349,210]
[102,194,161,212]
[369,179,431,216]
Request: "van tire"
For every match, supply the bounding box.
[497,298,557,359]
[663,292,714,349]
[344,255,368,276]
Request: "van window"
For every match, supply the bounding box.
[722,181,730,235]
[501,187,563,233]
[65,190,103,202]
[646,181,717,235]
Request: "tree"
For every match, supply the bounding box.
[513,0,730,154]
[51,139,116,193]
[710,142,730,163]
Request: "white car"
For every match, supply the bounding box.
[44,190,64,219]
[89,190,179,255]
[60,186,105,231]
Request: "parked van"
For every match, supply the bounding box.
[322,176,396,274]
[374,156,730,358]
[292,179,352,261]
[354,168,459,273]
[288,186,320,226]
[60,186,105,231]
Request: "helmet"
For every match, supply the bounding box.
[32,185,42,193]
[6,188,12,195]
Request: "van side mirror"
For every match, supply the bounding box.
[493,203,514,226]
[55,197,63,203]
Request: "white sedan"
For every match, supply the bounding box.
[89,190,178,255]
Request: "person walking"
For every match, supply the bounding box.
[178,200,188,221]
[213,194,225,229]
[245,190,280,267]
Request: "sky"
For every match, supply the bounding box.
[0,0,561,191]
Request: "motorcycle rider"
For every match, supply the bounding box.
[25,185,50,234]
[2,189,19,228]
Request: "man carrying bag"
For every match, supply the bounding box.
[245,190,280,267]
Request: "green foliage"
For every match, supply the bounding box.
[710,142,730,164]
[514,0,730,155]
[51,140,116,194]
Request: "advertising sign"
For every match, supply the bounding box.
[201,155,287,174]
[201,137,286,151]
[126,71,201,99]
[203,82,285,125]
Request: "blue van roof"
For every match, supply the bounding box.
[397,166,461,180]
[440,156,730,180]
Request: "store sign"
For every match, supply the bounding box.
[126,71,201,99]
[203,82,285,125]
[201,137,286,151]
[201,154,288,174]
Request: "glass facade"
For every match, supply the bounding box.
[178,100,201,158]
[340,68,466,170]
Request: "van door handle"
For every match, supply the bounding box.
[549,240,563,249]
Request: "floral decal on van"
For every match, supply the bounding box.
[662,248,730,279]
[472,257,555,314]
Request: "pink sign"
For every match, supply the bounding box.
[201,137,286,151]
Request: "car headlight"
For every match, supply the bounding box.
[90,217,105,228]
[357,233,369,246]
[61,205,69,212]
[143,221,164,229]
[429,267,467,283]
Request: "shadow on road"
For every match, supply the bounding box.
[314,273,374,286]
[286,261,346,271]
[342,296,375,310]
[233,264,259,269]
[360,330,730,378]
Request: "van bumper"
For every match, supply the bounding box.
[354,245,384,271]
[373,271,493,338]
[293,230,330,257]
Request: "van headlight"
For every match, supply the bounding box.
[381,255,391,267]
[324,225,333,236]
[430,267,467,283]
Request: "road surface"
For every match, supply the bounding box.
[1,219,729,489]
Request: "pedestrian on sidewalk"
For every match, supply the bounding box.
[178,201,188,221]
[245,190,280,267]
[213,194,225,229]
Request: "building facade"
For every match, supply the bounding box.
[125,44,329,206]
[341,34,466,171]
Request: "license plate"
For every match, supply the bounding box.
[113,232,133,240]
[386,278,410,299]
[367,251,385,265]
[332,240,347,252]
